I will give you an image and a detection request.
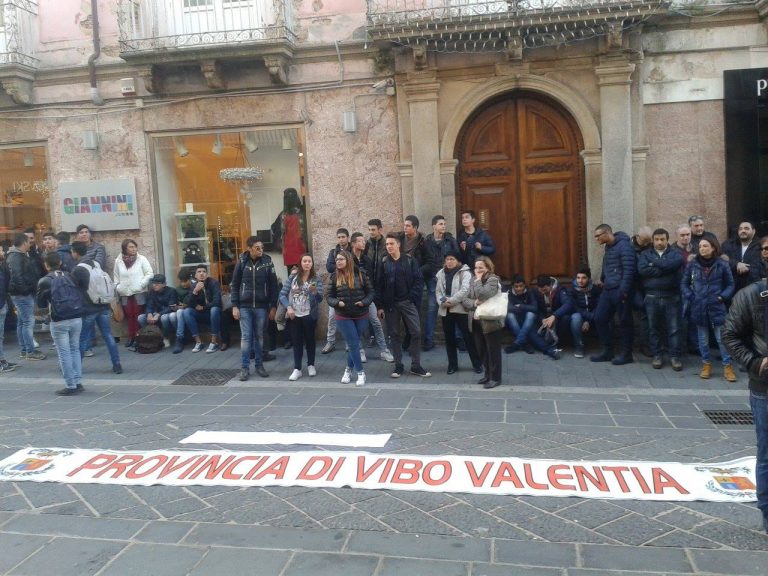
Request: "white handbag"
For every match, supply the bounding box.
[474,289,508,321]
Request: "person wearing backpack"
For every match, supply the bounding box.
[71,241,122,374]
[36,252,84,395]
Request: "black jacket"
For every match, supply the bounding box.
[36,272,84,322]
[457,227,496,267]
[722,238,763,292]
[352,251,374,279]
[326,270,374,319]
[600,231,635,295]
[326,244,351,274]
[146,286,179,315]
[425,233,459,278]
[231,253,278,309]
[637,246,683,295]
[569,280,601,322]
[723,280,768,394]
[398,232,434,280]
[0,260,8,311]
[5,247,39,296]
[185,278,223,311]
[56,245,76,273]
[375,254,423,309]
[507,288,540,319]
[365,236,386,281]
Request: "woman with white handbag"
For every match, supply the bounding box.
[462,256,505,388]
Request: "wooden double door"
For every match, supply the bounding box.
[457,93,586,281]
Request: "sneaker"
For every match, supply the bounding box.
[341,367,352,384]
[670,357,683,371]
[307,365,317,377]
[380,350,394,363]
[33,339,40,349]
[652,356,663,369]
[391,363,404,378]
[192,342,204,353]
[410,365,431,377]
[545,348,561,360]
[84,349,95,358]
[255,365,269,378]
[19,351,27,360]
[360,349,367,363]
[321,342,335,354]
[206,343,220,353]
[573,346,585,359]
[26,350,46,361]
[0,362,16,373]
[239,368,249,381]
[163,338,171,349]
[173,343,184,354]
[289,369,301,381]
[55,387,79,396]
[76,384,85,392]
[356,371,366,386]
[112,363,123,374]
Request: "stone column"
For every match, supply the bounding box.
[629,43,648,228]
[595,56,636,233]
[403,78,442,222]
[440,159,459,233]
[581,148,604,271]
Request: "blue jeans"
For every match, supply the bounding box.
[644,294,681,357]
[0,305,7,361]
[51,318,83,389]
[337,316,368,373]
[175,309,187,339]
[183,306,221,339]
[506,311,537,346]
[425,277,437,346]
[368,302,388,351]
[138,313,177,337]
[239,307,266,368]
[80,310,121,366]
[751,392,768,526]
[697,323,731,365]
[11,295,35,354]
[569,313,586,347]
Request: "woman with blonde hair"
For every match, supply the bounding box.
[113,239,153,350]
[462,256,505,389]
[326,251,374,386]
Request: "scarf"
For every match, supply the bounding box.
[696,255,716,269]
[122,253,137,268]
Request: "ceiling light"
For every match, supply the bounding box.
[212,135,223,155]
[23,153,34,167]
[281,136,292,150]
[244,133,258,153]
[174,137,189,157]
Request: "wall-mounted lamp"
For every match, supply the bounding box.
[174,137,189,157]
[82,130,99,150]
[212,135,223,155]
[23,153,34,167]
[342,111,357,133]
[244,133,258,153]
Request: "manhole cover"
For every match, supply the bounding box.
[171,369,239,386]
[703,410,754,426]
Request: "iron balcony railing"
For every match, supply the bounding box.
[117,0,296,54]
[0,0,38,68]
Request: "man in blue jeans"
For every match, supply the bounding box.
[231,239,278,381]
[722,270,768,534]
[71,242,122,374]
[182,265,223,354]
[5,233,46,361]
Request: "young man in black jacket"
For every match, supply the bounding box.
[231,238,278,380]
[138,274,179,349]
[0,245,18,373]
[6,233,46,361]
[458,210,496,269]
[722,221,763,293]
[375,233,430,378]
[567,268,601,358]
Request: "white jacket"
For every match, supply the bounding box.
[435,264,472,316]
[113,254,153,303]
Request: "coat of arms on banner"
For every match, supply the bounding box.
[695,463,756,499]
[0,449,72,479]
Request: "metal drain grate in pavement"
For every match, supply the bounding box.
[171,369,239,386]
[703,410,754,426]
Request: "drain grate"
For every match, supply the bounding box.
[703,410,754,426]
[171,369,239,386]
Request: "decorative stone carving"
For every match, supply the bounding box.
[200,60,226,90]
[526,162,573,174]
[412,45,427,71]
[604,21,624,53]
[0,78,33,105]
[465,166,512,178]
[264,55,289,85]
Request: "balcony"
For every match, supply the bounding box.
[366,0,668,54]
[117,0,297,80]
[0,0,38,104]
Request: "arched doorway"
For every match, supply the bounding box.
[456,92,586,281]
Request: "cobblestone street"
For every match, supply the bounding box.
[0,338,767,575]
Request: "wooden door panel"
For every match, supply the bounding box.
[464,108,513,163]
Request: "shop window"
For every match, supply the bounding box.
[0,145,50,251]
[152,128,308,292]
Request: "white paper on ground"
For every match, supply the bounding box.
[179,431,391,448]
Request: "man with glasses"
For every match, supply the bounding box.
[591,224,636,365]
[722,221,762,293]
[688,215,719,255]
[322,228,351,354]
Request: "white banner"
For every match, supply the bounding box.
[0,448,756,502]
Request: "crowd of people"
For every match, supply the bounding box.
[1,213,767,395]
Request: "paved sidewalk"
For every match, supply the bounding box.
[0,335,766,575]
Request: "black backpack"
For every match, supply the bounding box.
[49,271,84,320]
[135,324,164,354]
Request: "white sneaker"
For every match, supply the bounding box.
[289,369,301,381]
[192,342,204,353]
[356,371,366,386]
[163,338,171,349]
[341,367,352,384]
[33,339,40,350]
[360,349,367,363]
[307,365,317,377]
[380,350,394,363]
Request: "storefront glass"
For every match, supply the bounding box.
[0,144,50,251]
[151,128,307,291]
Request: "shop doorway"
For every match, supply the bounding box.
[456,92,586,281]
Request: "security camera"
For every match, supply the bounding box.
[372,78,394,90]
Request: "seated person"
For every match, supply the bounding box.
[172,268,192,353]
[566,268,602,358]
[138,274,178,348]
[537,275,572,344]
[181,265,222,353]
[505,275,560,360]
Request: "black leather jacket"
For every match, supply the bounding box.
[722,280,768,393]
[326,270,374,319]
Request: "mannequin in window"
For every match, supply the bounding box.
[271,188,308,275]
